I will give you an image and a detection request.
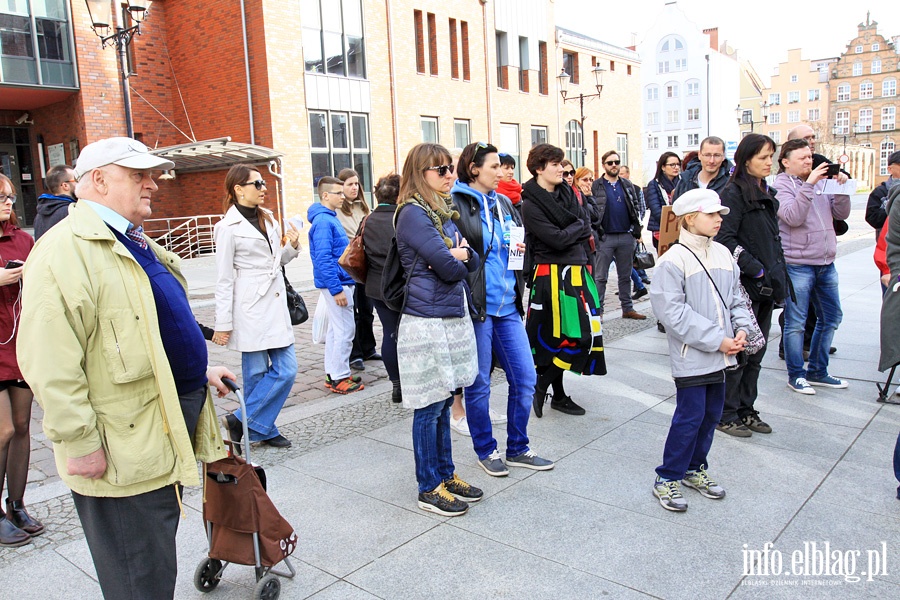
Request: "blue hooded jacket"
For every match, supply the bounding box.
[307,202,355,295]
[450,181,520,318]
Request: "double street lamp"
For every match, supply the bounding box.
[84,1,154,139]
[734,101,770,133]
[832,122,863,154]
[558,65,606,160]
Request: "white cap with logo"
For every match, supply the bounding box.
[74,137,175,179]
[672,188,730,217]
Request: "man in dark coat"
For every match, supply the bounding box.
[33,164,77,240]
[672,137,732,200]
[867,150,900,240]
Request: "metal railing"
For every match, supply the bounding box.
[144,214,222,259]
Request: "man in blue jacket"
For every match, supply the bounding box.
[308,177,363,394]
[33,164,77,240]
[673,137,732,200]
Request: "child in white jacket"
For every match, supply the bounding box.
[649,189,753,512]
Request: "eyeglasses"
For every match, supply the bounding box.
[64,179,78,184]
[563,170,576,177]
[425,164,455,177]
[0,194,16,204]
[700,154,724,161]
[240,180,267,190]
[664,162,680,168]
[323,190,345,198]
[604,160,621,166]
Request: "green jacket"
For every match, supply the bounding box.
[17,203,225,497]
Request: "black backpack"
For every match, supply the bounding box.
[381,204,418,313]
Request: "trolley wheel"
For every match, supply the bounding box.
[193,558,223,593]
[253,574,280,600]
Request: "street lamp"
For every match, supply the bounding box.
[735,100,769,133]
[832,121,861,154]
[84,1,153,138]
[558,65,605,162]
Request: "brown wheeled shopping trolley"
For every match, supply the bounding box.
[194,380,297,600]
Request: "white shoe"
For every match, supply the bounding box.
[450,415,471,436]
[489,408,507,424]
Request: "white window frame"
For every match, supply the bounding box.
[855,45,863,53]
[647,112,658,125]
[834,110,850,135]
[882,107,895,131]
[872,59,882,74]
[787,110,800,123]
[884,79,897,98]
[646,86,659,101]
[657,61,669,74]
[666,135,678,148]
[666,84,678,98]
[808,89,820,102]
[768,111,781,125]
[859,108,873,132]
[648,136,659,150]
[687,133,699,146]
[687,81,699,96]
[852,61,862,76]
[790,75,798,83]
[837,84,851,102]
[808,108,820,121]
[687,108,699,121]
[768,93,781,105]
[421,116,439,143]
[666,110,679,124]
[788,91,800,104]
[860,82,874,99]
[881,140,896,176]
[453,119,470,148]
[872,43,880,51]
[769,131,781,144]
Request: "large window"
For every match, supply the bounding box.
[453,119,470,148]
[530,125,547,148]
[500,123,521,180]
[872,59,882,74]
[884,79,897,98]
[788,91,800,104]
[687,81,699,96]
[420,116,438,143]
[837,84,851,101]
[769,111,781,125]
[808,89,820,102]
[852,61,862,76]
[834,110,850,134]
[882,140,896,176]
[666,135,678,149]
[808,108,820,121]
[309,111,372,203]
[687,108,699,121]
[882,107,895,131]
[860,81,874,99]
[768,93,781,105]
[302,0,365,78]
[0,0,74,86]
[666,110,679,124]
[787,110,800,123]
[564,120,583,167]
[858,108,873,132]
[647,112,658,125]
[646,86,658,101]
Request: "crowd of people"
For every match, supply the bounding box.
[0,127,895,597]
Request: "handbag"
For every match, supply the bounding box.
[633,241,656,270]
[282,267,308,325]
[381,236,418,313]
[338,216,368,284]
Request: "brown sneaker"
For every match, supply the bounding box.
[331,377,364,394]
[622,310,647,320]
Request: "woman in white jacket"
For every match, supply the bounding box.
[213,164,300,449]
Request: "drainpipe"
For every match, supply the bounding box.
[482,0,493,142]
[240,0,256,144]
[705,54,711,138]
[385,0,400,170]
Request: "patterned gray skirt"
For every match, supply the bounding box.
[397,313,478,410]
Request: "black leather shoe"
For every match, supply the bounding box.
[6,499,44,536]
[550,395,586,416]
[641,276,651,285]
[364,351,383,361]
[391,380,402,403]
[829,346,837,355]
[657,322,666,333]
[262,434,292,448]
[632,288,648,300]
[222,414,243,455]
[0,515,31,547]
[533,389,549,418]
[350,358,366,371]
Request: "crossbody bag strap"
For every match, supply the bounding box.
[679,243,728,310]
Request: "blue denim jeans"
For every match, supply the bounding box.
[656,381,725,481]
[466,312,536,460]
[412,397,455,493]
[237,344,297,441]
[783,264,843,381]
[631,268,645,291]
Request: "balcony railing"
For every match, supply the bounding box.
[144,214,222,259]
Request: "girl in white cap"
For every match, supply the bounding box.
[648,188,753,512]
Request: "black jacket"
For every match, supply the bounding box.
[673,157,732,200]
[521,181,592,267]
[867,181,893,238]
[362,204,397,303]
[589,176,642,239]
[715,178,788,302]
[451,190,525,319]
[33,194,75,240]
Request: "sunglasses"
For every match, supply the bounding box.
[563,170,576,177]
[605,160,621,166]
[0,194,16,204]
[425,164,455,177]
[240,180,267,190]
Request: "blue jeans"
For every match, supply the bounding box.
[466,312,535,460]
[412,397,455,493]
[237,344,297,441]
[631,268,645,291]
[784,264,843,381]
[656,381,725,481]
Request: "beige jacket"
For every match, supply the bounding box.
[17,203,225,497]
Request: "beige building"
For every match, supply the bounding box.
[829,16,898,186]
[761,49,835,145]
[737,58,766,138]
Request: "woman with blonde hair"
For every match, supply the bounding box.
[0,174,41,546]
[214,164,301,449]
[396,143,482,517]
[337,168,380,372]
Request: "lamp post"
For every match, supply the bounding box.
[84,1,153,139]
[734,100,769,134]
[558,65,605,164]
[832,121,861,154]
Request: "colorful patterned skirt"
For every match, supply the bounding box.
[526,263,606,376]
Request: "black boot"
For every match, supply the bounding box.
[0,514,31,547]
[391,380,402,403]
[6,499,44,536]
[533,389,549,418]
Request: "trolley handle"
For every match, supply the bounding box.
[223,377,240,393]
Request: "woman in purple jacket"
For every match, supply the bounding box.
[395,143,482,518]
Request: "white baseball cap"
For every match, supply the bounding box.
[672,188,730,216]
[74,137,174,179]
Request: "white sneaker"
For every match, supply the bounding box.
[450,415,471,436]
[489,408,507,424]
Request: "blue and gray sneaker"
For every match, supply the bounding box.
[682,467,726,499]
[806,374,849,389]
[787,377,815,395]
[479,450,509,477]
[506,450,554,471]
[653,477,688,512]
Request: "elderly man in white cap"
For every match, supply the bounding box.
[17,138,234,599]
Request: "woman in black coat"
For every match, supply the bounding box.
[714,133,785,438]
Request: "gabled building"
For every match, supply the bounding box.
[762,49,836,145]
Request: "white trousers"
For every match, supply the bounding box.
[320,285,356,380]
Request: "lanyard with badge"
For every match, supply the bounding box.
[482,193,524,270]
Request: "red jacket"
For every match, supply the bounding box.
[875,215,889,276]
[0,221,34,380]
